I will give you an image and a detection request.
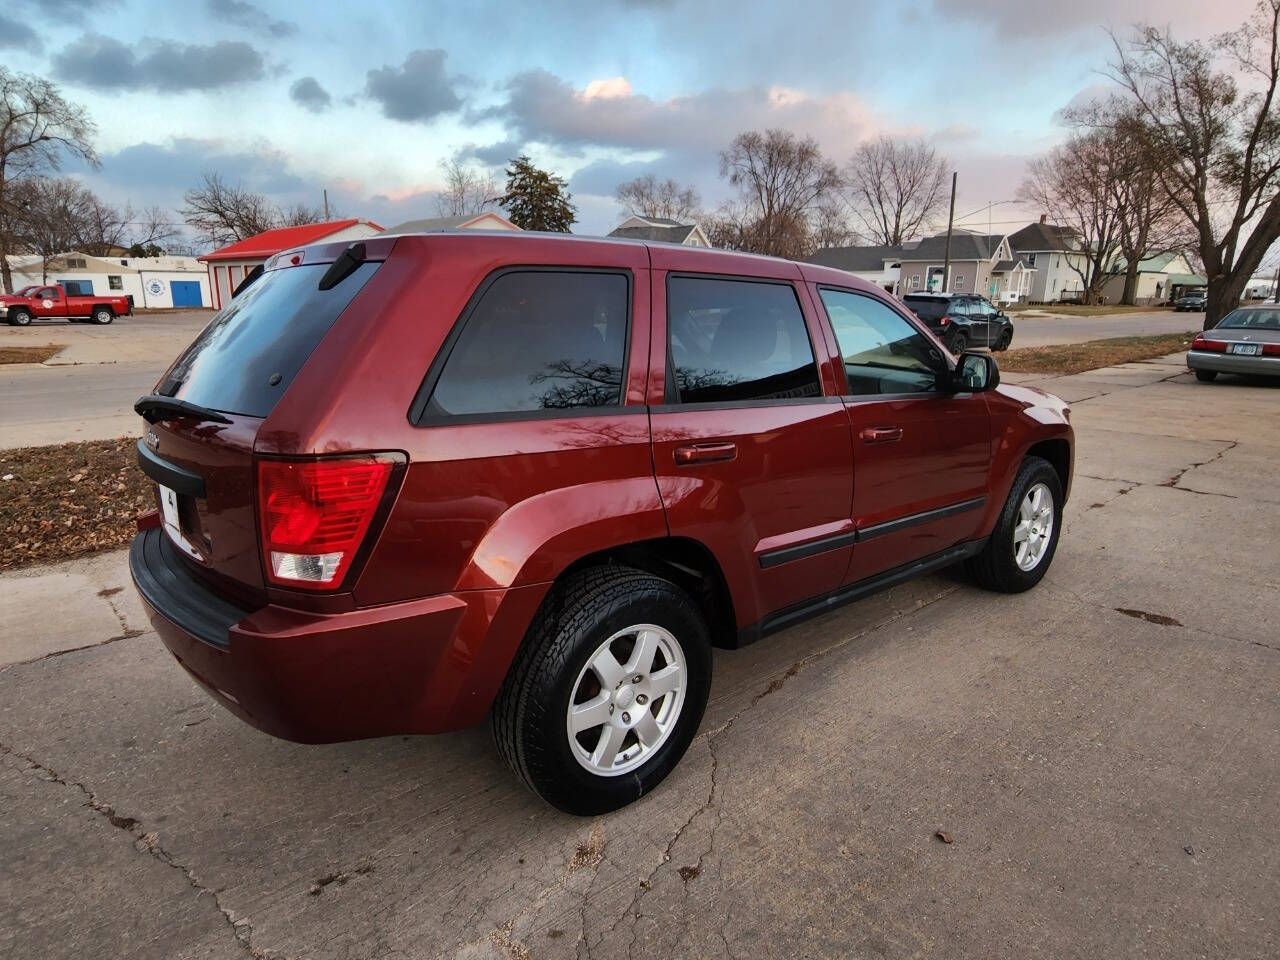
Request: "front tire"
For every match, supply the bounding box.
[947,330,968,355]
[493,565,712,815]
[965,456,1063,593]
[9,308,31,326]
[1194,369,1218,382]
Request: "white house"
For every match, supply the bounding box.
[804,244,903,294]
[199,218,384,311]
[385,211,520,233]
[1008,219,1090,303]
[1101,252,1204,304]
[606,216,710,247]
[5,251,211,308]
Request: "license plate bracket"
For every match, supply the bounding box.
[1231,342,1261,355]
[158,484,202,559]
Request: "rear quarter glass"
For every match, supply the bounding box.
[902,297,946,320]
[159,261,381,418]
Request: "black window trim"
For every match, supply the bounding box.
[815,284,957,402]
[661,270,826,408]
[407,265,637,427]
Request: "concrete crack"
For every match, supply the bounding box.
[0,630,144,672]
[1160,440,1238,490]
[0,740,279,959]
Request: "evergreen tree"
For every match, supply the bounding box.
[498,156,576,232]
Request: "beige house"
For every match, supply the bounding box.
[1100,252,1204,305]
[385,211,520,233]
[607,216,710,247]
[896,231,1034,304]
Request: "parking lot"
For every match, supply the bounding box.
[2,343,1277,959]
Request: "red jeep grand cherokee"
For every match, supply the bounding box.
[130,232,1072,814]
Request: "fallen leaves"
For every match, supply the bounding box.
[0,438,152,570]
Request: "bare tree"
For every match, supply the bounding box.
[809,197,860,251]
[843,136,949,246]
[1019,130,1132,303]
[1108,1,1280,327]
[127,205,180,254]
[614,174,701,222]
[10,177,91,281]
[0,68,98,292]
[180,172,324,248]
[717,129,840,258]
[434,159,497,217]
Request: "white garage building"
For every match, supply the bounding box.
[199,219,384,310]
[5,252,211,308]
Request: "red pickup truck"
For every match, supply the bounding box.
[0,283,132,325]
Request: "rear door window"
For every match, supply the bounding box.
[423,270,630,418]
[159,261,380,418]
[667,276,820,404]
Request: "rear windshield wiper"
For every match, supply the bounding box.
[134,394,233,425]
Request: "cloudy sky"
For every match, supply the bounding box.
[0,0,1257,247]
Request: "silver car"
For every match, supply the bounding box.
[1188,306,1280,381]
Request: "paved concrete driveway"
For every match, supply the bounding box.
[1,358,1278,960]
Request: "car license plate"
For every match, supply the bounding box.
[158,484,201,559]
[1231,343,1261,355]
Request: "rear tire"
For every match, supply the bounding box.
[9,308,31,326]
[965,456,1063,593]
[92,307,114,325]
[492,565,712,815]
[1194,369,1218,382]
[995,331,1012,351]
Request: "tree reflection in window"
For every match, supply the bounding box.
[667,277,821,404]
[428,271,630,417]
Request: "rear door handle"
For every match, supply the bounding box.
[859,426,903,443]
[674,442,738,465]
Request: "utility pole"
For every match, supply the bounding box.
[942,172,957,293]
[323,189,330,220]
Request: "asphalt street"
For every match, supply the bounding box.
[1,353,1277,959]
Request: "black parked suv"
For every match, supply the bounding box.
[902,292,1014,353]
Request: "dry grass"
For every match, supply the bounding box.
[999,331,1197,375]
[0,344,63,364]
[0,438,152,569]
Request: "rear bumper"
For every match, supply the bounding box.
[129,528,548,743]
[1186,349,1280,377]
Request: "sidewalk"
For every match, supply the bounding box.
[0,547,143,668]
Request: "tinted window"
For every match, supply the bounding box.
[902,295,947,320]
[161,261,380,418]
[819,289,944,396]
[427,271,629,417]
[667,277,820,404]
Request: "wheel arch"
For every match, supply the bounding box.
[1025,437,1072,502]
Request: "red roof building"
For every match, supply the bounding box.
[198,218,383,309]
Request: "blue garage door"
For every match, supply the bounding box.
[170,280,202,307]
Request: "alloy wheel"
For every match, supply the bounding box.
[566,623,687,777]
[1013,482,1054,571]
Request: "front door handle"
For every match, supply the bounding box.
[674,442,738,465]
[859,426,903,443]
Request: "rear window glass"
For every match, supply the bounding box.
[667,276,820,404]
[160,262,380,418]
[902,296,947,320]
[425,270,630,417]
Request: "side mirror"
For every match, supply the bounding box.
[952,351,999,392]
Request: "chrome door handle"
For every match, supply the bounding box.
[674,442,738,465]
[859,426,903,443]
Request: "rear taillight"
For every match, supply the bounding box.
[1191,334,1225,352]
[940,315,951,326]
[1263,342,1280,356]
[257,457,396,590]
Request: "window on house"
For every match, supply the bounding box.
[954,274,965,286]
[1027,253,1037,266]
[108,275,123,290]
[61,280,93,296]
[67,258,86,269]
[910,275,921,289]
[667,276,820,404]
